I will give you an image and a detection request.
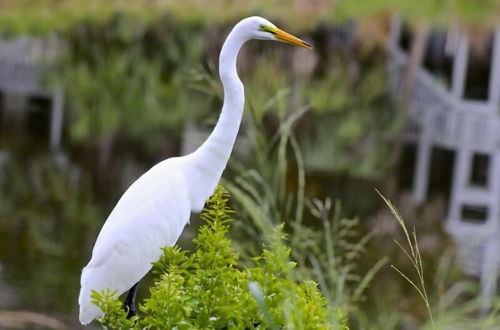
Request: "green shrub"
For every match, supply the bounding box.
[91,186,348,329]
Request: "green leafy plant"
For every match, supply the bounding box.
[91,186,348,329]
[222,105,388,319]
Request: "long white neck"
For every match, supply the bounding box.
[184,25,246,212]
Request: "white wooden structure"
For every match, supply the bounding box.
[0,36,64,151]
[390,18,500,311]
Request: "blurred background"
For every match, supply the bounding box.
[0,0,499,329]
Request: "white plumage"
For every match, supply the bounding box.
[78,16,311,325]
[79,159,190,324]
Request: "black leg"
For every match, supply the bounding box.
[124,281,139,319]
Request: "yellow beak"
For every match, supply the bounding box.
[269,27,313,49]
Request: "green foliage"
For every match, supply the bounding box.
[48,15,208,156]
[91,289,139,330]
[0,0,496,35]
[331,0,498,28]
[227,133,500,329]
[92,186,347,329]
[0,0,165,35]
[221,107,387,327]
[60,53,162,143]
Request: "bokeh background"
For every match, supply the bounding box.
[0,0,499,329]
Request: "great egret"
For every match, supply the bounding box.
[78,16,312,325]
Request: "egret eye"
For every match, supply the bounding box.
[258,24,265,31]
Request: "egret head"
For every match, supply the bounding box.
[238,16,312,49]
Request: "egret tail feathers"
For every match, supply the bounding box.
[78,284,103,325]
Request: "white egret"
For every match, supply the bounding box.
[78,16,312,325]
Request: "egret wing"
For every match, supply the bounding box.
[78,160,191,324]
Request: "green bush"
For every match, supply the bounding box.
[91,186,348,329]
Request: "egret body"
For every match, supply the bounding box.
[78,16,311,325]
